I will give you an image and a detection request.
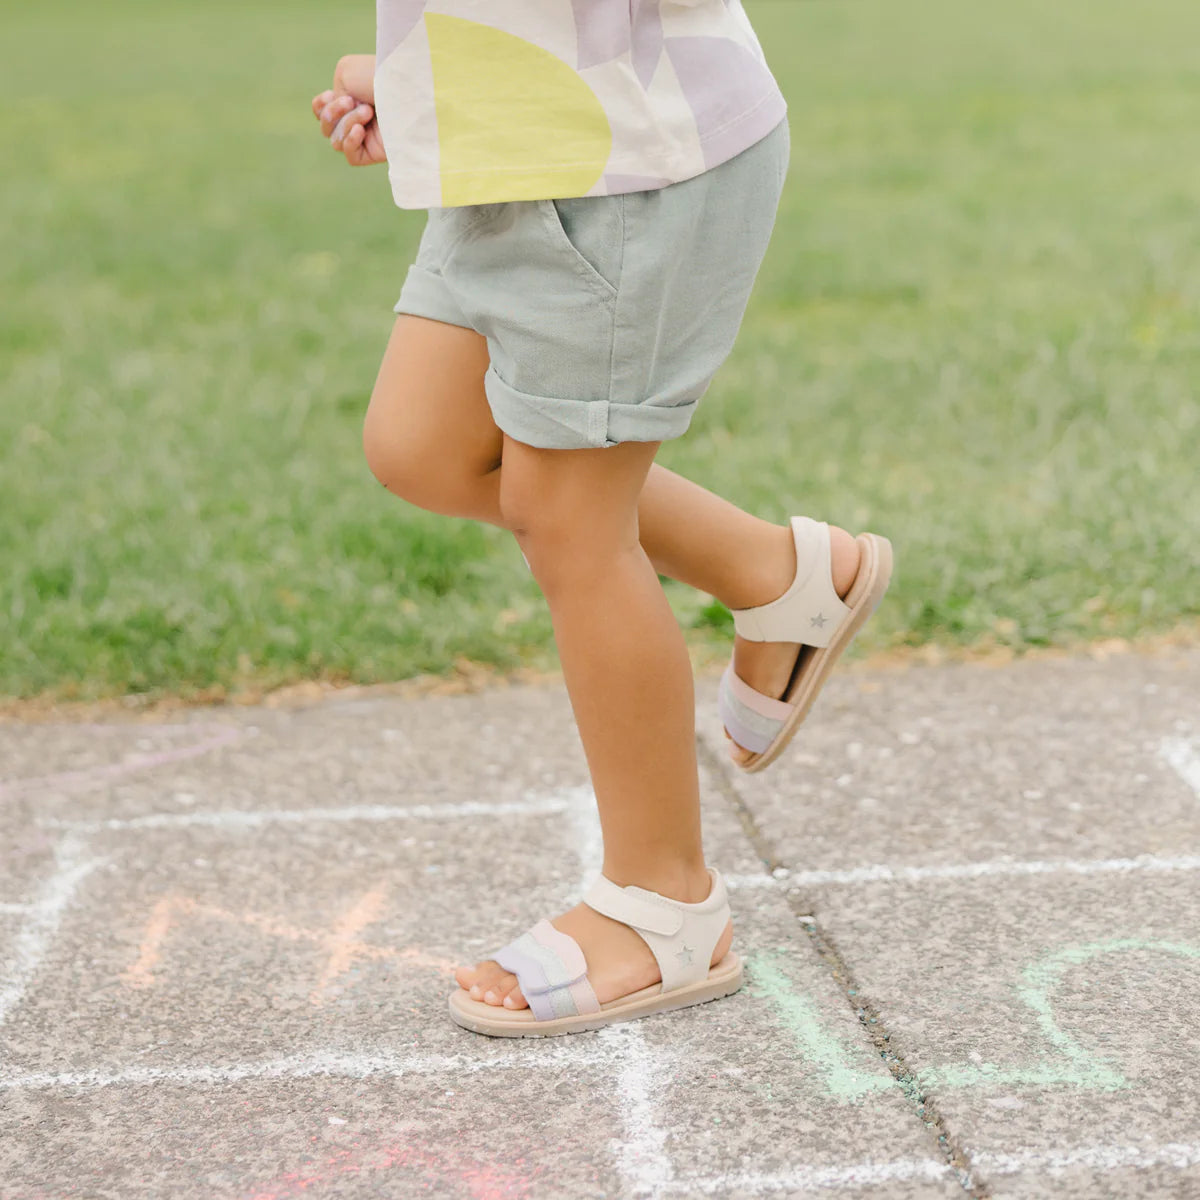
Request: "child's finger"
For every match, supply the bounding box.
[331,106,374,150]
[311,89,335,119]
[319,94,357,138]
[341,123,367,162]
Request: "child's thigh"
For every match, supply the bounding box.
[364,315,502,476]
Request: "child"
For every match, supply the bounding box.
[311,1,891,1037]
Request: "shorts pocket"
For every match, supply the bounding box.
[537,197,622,298]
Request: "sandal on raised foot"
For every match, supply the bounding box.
[447,868,741,1037]
[718,516,893,774]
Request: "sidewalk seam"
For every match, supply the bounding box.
[698,735,992,1199]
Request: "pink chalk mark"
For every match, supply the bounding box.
[0,724,243,798]
[243,1140,535,1200]
[308,884,390,1005]
[121,888,458,1001]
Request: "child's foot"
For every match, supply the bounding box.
[725,523,862,766]
[454,898,734,1009]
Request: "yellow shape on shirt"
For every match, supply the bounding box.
[425,13,612,206]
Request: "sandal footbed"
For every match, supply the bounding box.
[447,952,743,1038]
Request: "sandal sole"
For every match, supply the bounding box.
[447,952,743,1038]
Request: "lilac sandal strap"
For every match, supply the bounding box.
[492,918,601,1022]
[717,663,794,756]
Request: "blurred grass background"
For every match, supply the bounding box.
[2,0,1198,703]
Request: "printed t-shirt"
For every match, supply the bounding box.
[374,0,787,208]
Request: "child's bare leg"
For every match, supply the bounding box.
[635,467,861,764]
[456,436,730,1009]
[365,317,863,772]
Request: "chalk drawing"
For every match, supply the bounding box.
[750,938,1200,1099]
[747,954,889,1102]
[42,795,573,833]
[659,1157,953,1194]
[241,1137,539,1200]
[1012,937,1200,1092]
[728,851,1200,890]
[972,1141,1200,1176]
[121,888,457,1004]
[565,785,603,894]
[0,836,105,1030]
[660,1141,1200,1194]
[1162,735,1200,796]
[601,1023,674,1198]
[0,1041,612,1092]
[309,885,391,1004]
[0,724,243,799]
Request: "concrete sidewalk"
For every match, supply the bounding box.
[1,649,1197,1199]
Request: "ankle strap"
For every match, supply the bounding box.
[731,517,850,647]
[583,869,730,991]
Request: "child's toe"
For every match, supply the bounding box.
[502,986,529,1010]
[483,971,520,1005]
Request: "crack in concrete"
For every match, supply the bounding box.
[698,735,991,1198]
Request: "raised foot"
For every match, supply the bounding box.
[726,524,862,765]
[454,901,734,1009]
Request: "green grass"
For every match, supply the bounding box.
[2,0,1198,701]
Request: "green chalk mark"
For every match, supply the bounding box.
[751,939,1200,1101]
[747,951,889,1101]
[1014,938,1200,1090]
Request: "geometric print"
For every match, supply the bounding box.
[374,0,786,207]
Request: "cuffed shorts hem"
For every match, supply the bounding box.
[393,263,471,329]
[393,118,790,452]
[484,365,698,450]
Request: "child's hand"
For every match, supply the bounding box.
[312,55,386,167]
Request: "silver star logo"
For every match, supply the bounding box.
[811,612,827,628]
[675,944,694,965]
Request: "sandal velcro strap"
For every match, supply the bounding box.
[583,869,731,993]
[731,517,851,648]
[717,663,792,756]
[493,919,601,1022]
[582,876,685,936]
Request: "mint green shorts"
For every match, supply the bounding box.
[394,117,790,450]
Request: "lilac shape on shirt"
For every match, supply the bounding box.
[664,35,777,168]
[572,0,630,69]
[630,0,665,89]
[377,0,426,62]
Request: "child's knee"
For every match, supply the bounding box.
[362,409,445,508]
[505,492,637,588]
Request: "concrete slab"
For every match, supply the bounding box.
[793,875,1200,1199]
[0,685,959,1199]
[705,648,1200,1197]
[699,650,1200,876]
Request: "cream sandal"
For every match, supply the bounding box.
[448,868,741,1037]
[719,517,893,774]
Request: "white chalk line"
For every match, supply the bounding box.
[727,851,1200,890]
[567,795,674,1199]
[601,1024,675,1199]
[1162,736,1200,797]
[974,1141,1200,1175]
[661,1158,953,1194]
[0,836,105,1030]
[32,794,1200,894]
[663,1142,1200,1193]
[0,1042,614,1092]
[39,796,574,833]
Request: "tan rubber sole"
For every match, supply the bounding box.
[740,533,894,774]
[447,952,744,1038]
